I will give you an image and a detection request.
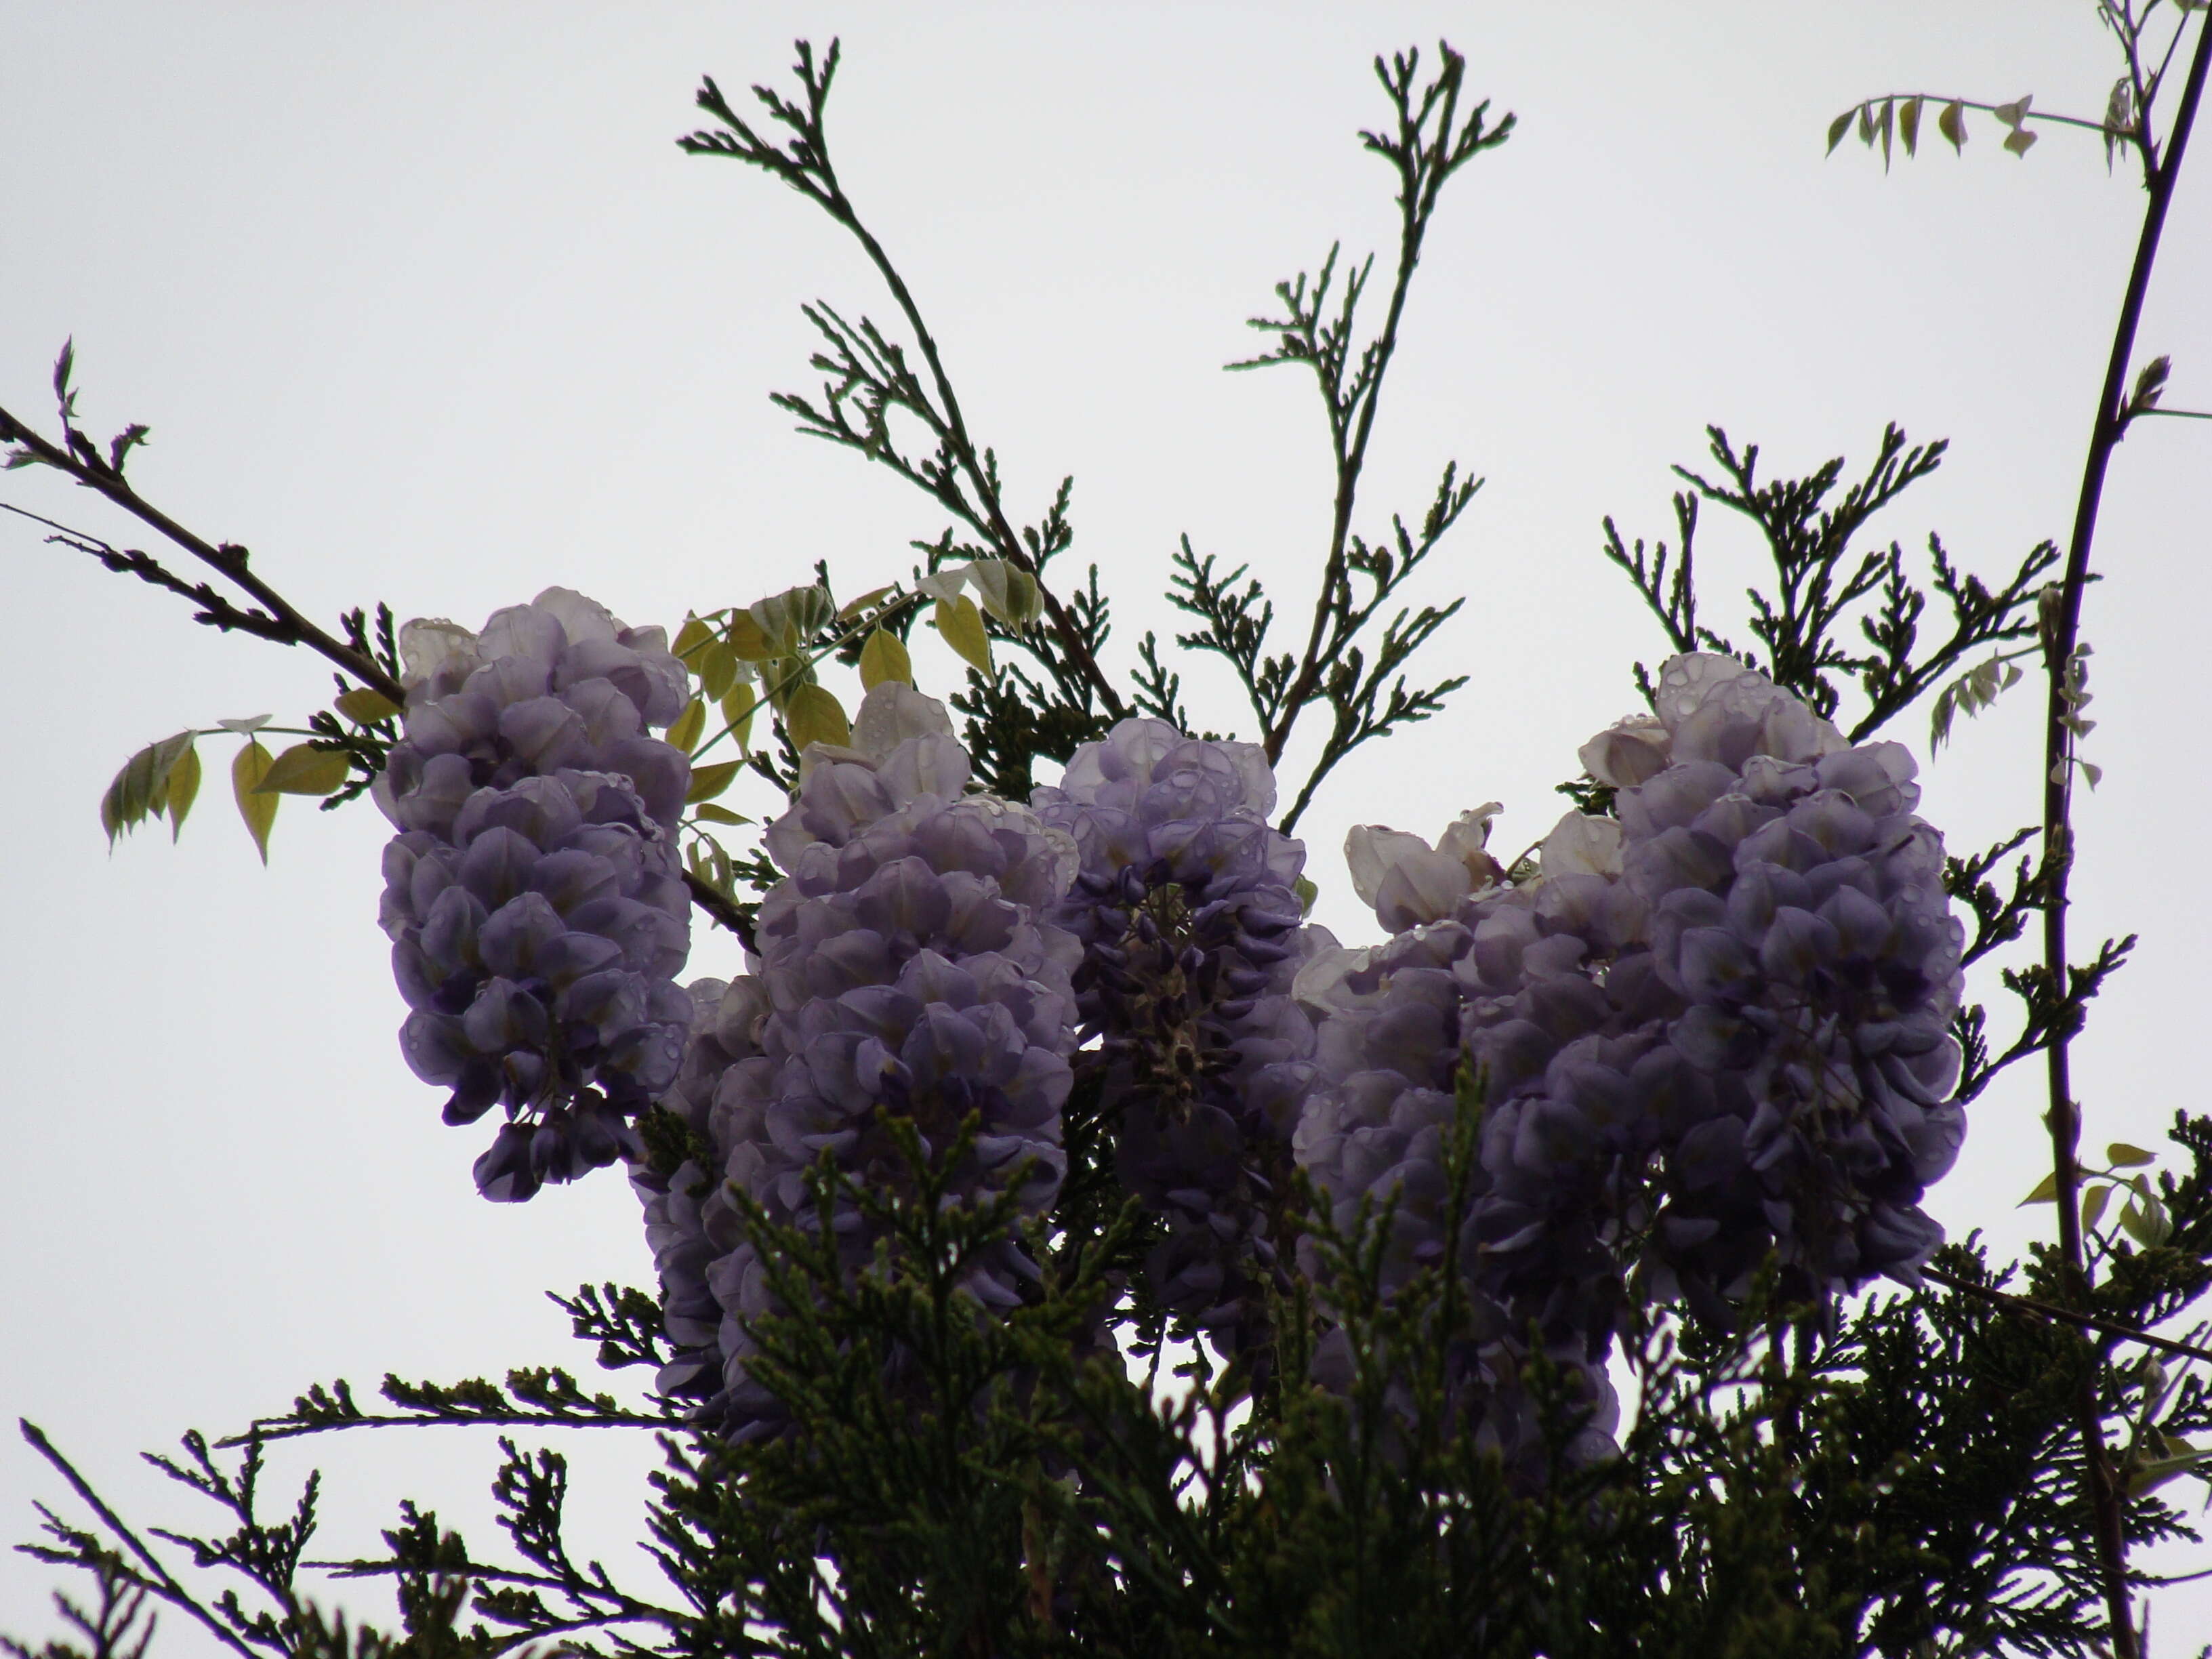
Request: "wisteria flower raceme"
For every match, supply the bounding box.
[1294,884,1639,1484]
[1294,653,1967,1474]
[375,588,695,1201]
[1033,719,1324,1366]
[633,687,1083,1438]
[1618,653,1967,1315]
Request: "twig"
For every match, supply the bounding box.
[1924,1265,2212,1367]
[16,1421,262,1659]
[0,403,403,705]
[684,48,1125,725]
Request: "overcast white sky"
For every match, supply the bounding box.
[5,3,2211,1649]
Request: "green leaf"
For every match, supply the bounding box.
[1899,96,1921,158]
[2108,1142,2156,1168]
[673,613,716,661]
[1938,98,1967,152]
[1293,875,1318,916]
[100,731,197,846]
[968,560,1041,628]
[785,684,851,752]
[762,653,814,712]
[837,584,895,621]
[2082,1182,2111,1233]
[686,760,743,804]
[2019,1170,2060,1205]
[935,594,993,675]
[720,682,757,751]
[724,613,777,661]
[334,687,402,724]
[699,640,741,701]
[1879,97,1894,171]
[255,742,350,796]
[693,802,750,826]
[2126,1443,2205,1497]
[747,586,834,653]
[1826,108,1856,155]
[165,743,202,840]
[232,741,278,863]
[668,697,708,754]
[859,628,913,691]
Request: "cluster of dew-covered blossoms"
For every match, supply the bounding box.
[1295,652,1967,1474]
[633,684,1084,1437]
[1031,720,1321,1367]
[375,588,695,1200]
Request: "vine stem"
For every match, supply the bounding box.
[2036,16,2211,1655]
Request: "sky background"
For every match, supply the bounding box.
[5,1,2211,1647]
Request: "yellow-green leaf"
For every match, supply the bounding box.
[2108,1142,2156,1168]
[2126,1443,2206,1497]
[256,742,350,796]
[334,687,402,725]
[101,731,197,846]
[232,741,278,863]
[165,743,202,840]
[970,560,1041,628]
[724,612,776,661]
[859,628,914,691]
[2082,1182,2112,1233]
[699,640,741,702]
[1899,96,1922,157]
[935,594,993,675]
[762,653,815,713]
[838,584,895,621]
[673,612,716,662]
[785,684,851,752]
[668,697,708,754]
[693,802,750,826]
[686,760,743,804]
[720,682,758,751]
[1826,108,1856,155]
[747,585,833,653]
[1938,98,1967,153]
[2019,1171,2060,1205]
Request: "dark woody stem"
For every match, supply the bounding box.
[2033,16,2212,1656]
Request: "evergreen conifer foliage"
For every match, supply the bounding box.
[7,12,2212,1656]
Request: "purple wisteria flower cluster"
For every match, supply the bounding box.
[1032,720,1321,1365]
[375,588,694,1200]
[634,687,1083,1438]
[1295,653,1965,1469]
[1606,654,1967,1317]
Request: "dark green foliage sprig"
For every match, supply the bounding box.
[680,43,1128,799]
[1159,46,1509,833]
[0,1551,156,1659]
[1605,424,2060,742]
[22,1109,2212,1654]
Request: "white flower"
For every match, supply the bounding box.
[1578,713,1671,787]
[1344,802,1504,930]
[1539,810,1624,878]
[396,618,479,691]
